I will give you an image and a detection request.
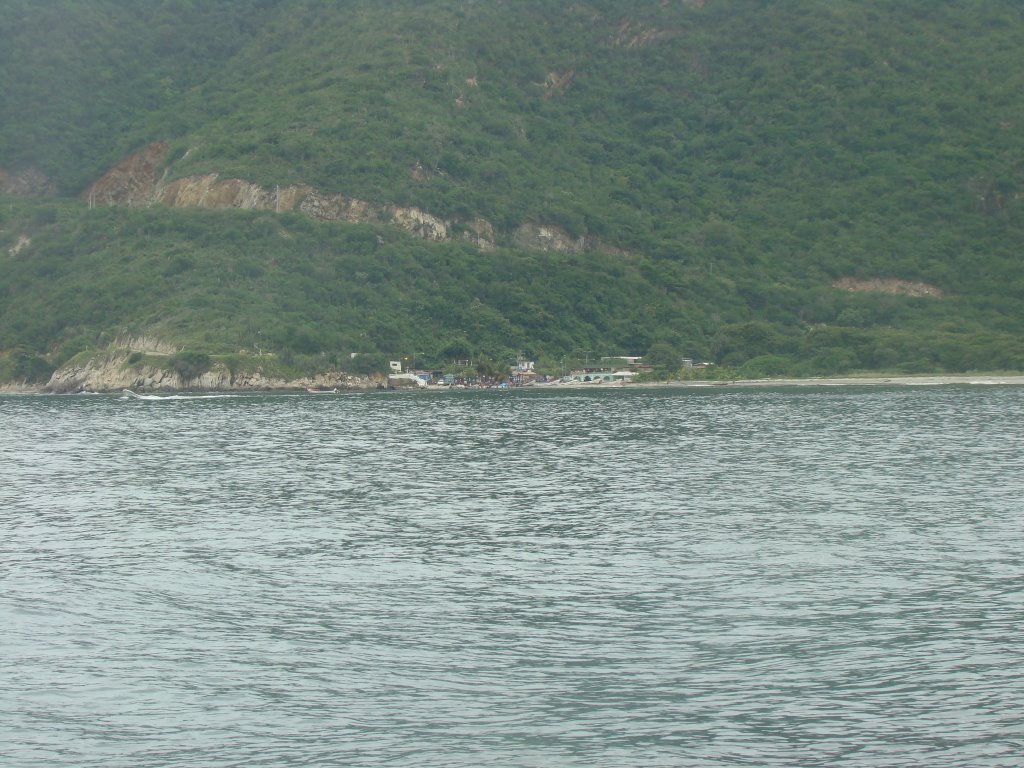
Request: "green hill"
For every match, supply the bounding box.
[2,0,1024,383]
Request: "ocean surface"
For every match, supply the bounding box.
[2,385,1022,767]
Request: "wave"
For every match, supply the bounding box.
[121,389,238,401]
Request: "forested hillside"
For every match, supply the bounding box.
[2,0,1023,383]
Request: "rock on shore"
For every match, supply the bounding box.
[43,352,381,393]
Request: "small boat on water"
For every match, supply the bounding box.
[122,389,235,401]
[306,387,339,394]
[387,373,427,389]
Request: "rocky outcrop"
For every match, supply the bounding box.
[513,223,586,253]
[81,141,627,256]
[540,68,576,98]
[156,173,275,209]
[460,218,497,250]
[111,333,181,356]
[83,143,462,244]
[512,223,636,256]
[832,278,944,298]
[299,191,448,241]
[83,142,168,206]
[80,143,462,244]
[0,167,57,196]
[8,235,31,256]
[45,352,170,393]
[299,189,377,222]
[45,351,382,393]
[389,205,448,241]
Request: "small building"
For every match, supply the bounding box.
[509,358,539,386]
[601,356,643,367]
[570,369,636,384]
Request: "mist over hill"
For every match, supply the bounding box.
[2,0,1023,383]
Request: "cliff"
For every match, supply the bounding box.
[45,350,382,394]
[81,143,620,254]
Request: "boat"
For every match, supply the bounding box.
[387,373,427,389]
[121,388,235,401]
[306,387,339,394]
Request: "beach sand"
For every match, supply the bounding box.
[536,374,1024,390]
[689,374,1024,388]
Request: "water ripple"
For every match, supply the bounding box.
[2,387,1023,766]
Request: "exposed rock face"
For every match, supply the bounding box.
[45,351,381,393]
[112,333,181,355]
[513,223,586,253]
[298,189,376,222]
[540,68,576,98]
[461,217,497,250]
[832,278,944,298]
[46,352,175,393]
[82,142,168,206]
[0,167,57,196]
[389,205,448,241]
[298,191,448,240]
[85,143,460,243]
[81,141,626,256]
[156,173,274,209]
[8,235,31,256]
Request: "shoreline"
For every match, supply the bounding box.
[4,373,1024,395]
[630,374,1024,389]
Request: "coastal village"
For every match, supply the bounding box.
[27,333,722,393]
[384,356,713,390]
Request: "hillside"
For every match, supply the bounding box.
[2,0,1024,384]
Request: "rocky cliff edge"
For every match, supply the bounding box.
[81,142,626,255]
[45,350,382,394]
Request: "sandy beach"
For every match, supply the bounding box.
[530,373,1024,390]
[668,374,1024,388]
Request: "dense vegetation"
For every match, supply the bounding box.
[2,1,1023,382]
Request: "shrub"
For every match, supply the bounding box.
[169,350,211,385]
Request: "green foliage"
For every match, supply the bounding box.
[2,2,1024,379]
[644,342,682,376]
[474,354,508,382]
[168,350,211,384]
[0,0,280,193]
[6,346,55,383]
[53,335,94,367]
[346,353,391,376]
[738,355,797,380]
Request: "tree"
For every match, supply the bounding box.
[644,342,681,375]
[169,351,211,386]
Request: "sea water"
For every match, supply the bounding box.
[2,386,1022,767]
